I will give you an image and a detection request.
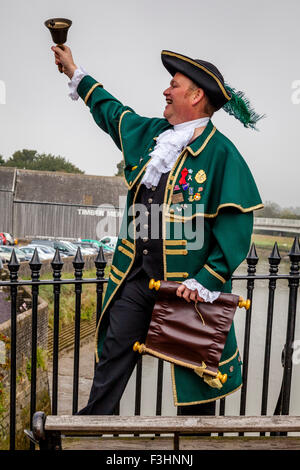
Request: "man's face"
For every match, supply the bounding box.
[163,72,198,125]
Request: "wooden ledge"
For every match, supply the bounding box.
[45,415,300,435]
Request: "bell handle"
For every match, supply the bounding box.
[56,44,65,73]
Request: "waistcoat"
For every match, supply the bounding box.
[127,171,170,281]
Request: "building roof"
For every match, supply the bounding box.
[0,167,127,207]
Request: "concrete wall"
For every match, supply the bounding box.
[0,285,50,449]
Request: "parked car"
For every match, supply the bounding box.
[81,238,115,253]
[71,241,97,255]
[73,242,99,255]
[3,233,15,245]
[0,233,6,245]
[0,246,27,263]
[30,239,76,257]
[60,240,94,256]
[29,244,68,258]
[0,232,16,245]
[99,236,118,251]
[19,246,53,261]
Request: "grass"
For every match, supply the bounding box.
[22,265,111,329]
[251,233,296,253]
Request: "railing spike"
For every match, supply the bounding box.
[29,247,42,268]
[29,248,42,281]
[73,246,84,265]
[8,248,20,282]
[95,246,107,268]
[269,242,281,265]
[246,242,259,265]
[51,247,63,266]
[8,248,20,269]
[289,236,300,261]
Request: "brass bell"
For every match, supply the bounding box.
[44,18,72,73]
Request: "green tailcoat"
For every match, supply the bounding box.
[77,76,264,405]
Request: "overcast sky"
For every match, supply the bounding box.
[1,0,300,207]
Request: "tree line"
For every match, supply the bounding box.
[256,201,300,219]
[0,149,84,174]
[0,149,126,176]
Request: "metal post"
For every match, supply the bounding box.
[94,246,107,327]
[51,249,64,415]
[281,237,300,416]
[239,243,258,431]
[8,250,20,451]
[72,248,84,414]
[94,247,107,371]
[155,359,164,436]
[134,356,143,436]
[260,243,281,435]
[29,249,42,450]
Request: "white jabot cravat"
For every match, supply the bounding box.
[141,117,209,189]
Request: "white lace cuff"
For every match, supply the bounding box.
[182,278,220,303]
[68,66,88,100]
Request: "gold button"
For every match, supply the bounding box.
[145,211,150,216]
[143,224,148,229]
[142,237,149,242]
[169,209,175,214]
[143,249,148,255]
[148,198,153,203]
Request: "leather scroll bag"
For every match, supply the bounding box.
[133,279,250,389]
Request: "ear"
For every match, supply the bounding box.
[191,88,205,106]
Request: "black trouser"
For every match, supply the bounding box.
[77,269,216,417]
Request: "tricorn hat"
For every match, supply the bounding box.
[161,50,264,130]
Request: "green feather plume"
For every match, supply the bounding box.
[223,83,265,130]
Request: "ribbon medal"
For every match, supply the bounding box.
[172,184,184,204]
[179,168,188,185]
[195,169,207,184]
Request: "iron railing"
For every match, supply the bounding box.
[0,236,299,450]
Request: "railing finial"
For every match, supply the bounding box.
[246,242,259,265]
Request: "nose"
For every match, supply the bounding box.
[163,86,170,97]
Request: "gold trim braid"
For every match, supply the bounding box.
[204,264,226,284]
[162,51,231,101]
[121,238,134,250]
[118,246,134,259]
[84,83,103,104]
[165,240,187,246]
[165,249,188,255]
[166,203,265,222]
[166,272,189,279]
[187,126,217,157]
[111,265,125,279]
[171,363,243,406]
[109,273,121,285]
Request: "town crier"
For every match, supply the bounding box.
[51,46,264,416]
